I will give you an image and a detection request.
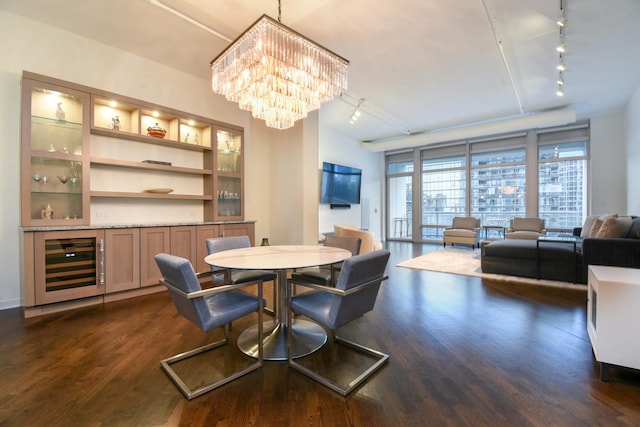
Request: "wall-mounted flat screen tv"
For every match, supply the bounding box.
[320,161,362,206]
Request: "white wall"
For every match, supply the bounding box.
[318,125,383,241]
[626,85,640,214]
[589,112,628,215]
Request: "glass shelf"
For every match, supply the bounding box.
[31,116,83,155]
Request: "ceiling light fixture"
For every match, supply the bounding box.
[210,0,349,130]
[349,99,364,124]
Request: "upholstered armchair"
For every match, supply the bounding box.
[505,217,546,240]
[443,217,481,248]
[334,224,383,253]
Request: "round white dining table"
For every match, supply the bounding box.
[204,244,351,361]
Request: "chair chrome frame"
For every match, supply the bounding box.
[159,274,264,400]
[286,276,389,396]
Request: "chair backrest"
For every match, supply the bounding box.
[451,217,480,230]
[154,253,209,331]
[324,234,362,256]
[510,217,545,232]
[206,235,251,254]
[329,250,391,328]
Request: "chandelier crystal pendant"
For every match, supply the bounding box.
[210,13,349,130]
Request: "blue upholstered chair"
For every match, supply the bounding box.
[154,253,264,400]
[287,250,391,395]
[206,236,277,314]
[290,235,362,287]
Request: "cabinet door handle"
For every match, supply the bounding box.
[98,238,105,285]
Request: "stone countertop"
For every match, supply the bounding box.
[20,220,256,232]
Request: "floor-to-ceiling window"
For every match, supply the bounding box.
[420,150,466,239]
[538,127,589,231]
[385,123,589,243]
[470,145,527,228]
[386,154,413,239]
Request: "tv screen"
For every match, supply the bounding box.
[320,162,362,205]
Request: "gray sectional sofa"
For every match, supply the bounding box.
[481,215,640,284]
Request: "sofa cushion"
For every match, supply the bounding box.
[580,215,599,238]
[595,216,632,238]
[628,217,640,239]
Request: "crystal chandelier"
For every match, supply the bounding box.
[210,5,349,130]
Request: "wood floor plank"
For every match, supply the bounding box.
[1,241,639,426]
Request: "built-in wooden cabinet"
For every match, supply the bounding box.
[20,72,257,317]
[139,227,171,287]
[215,126,244,220]
[21,72,246,226]
[21,77,91,227]
[105,228,140,293]
[22,222,255,316]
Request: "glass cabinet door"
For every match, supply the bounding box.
[215,127,244,219]
[22,78,90,226]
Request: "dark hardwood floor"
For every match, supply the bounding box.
[1,241,640,426]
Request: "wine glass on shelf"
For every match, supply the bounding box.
[42,175,49,186]
[57,176,69,184]
[32,173,42,184]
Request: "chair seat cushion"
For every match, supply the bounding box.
[291,268,332,286]
[202,290,262,331]
[231,270,277,284]
[444,229,477,238]
[291,291,333,325]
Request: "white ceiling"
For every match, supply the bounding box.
[3,0,640,145]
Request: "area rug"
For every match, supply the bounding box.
[396,247,586,290]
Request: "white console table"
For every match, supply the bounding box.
[587,265,640,381]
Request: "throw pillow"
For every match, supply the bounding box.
[596,216,632,238]
[589,213,618,237]
[580,215,598,238]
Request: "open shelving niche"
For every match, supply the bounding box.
[89,94,221,224]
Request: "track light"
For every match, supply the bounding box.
[349,99,364,124]
[554,1,567,96]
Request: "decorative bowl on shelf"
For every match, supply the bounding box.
[147,123,167,139]
[144,188,174,194]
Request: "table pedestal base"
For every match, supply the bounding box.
[237,319,327,361]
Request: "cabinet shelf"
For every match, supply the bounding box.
[91,127,211,152]
[90,157,212,175]
[91,191,213,200]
